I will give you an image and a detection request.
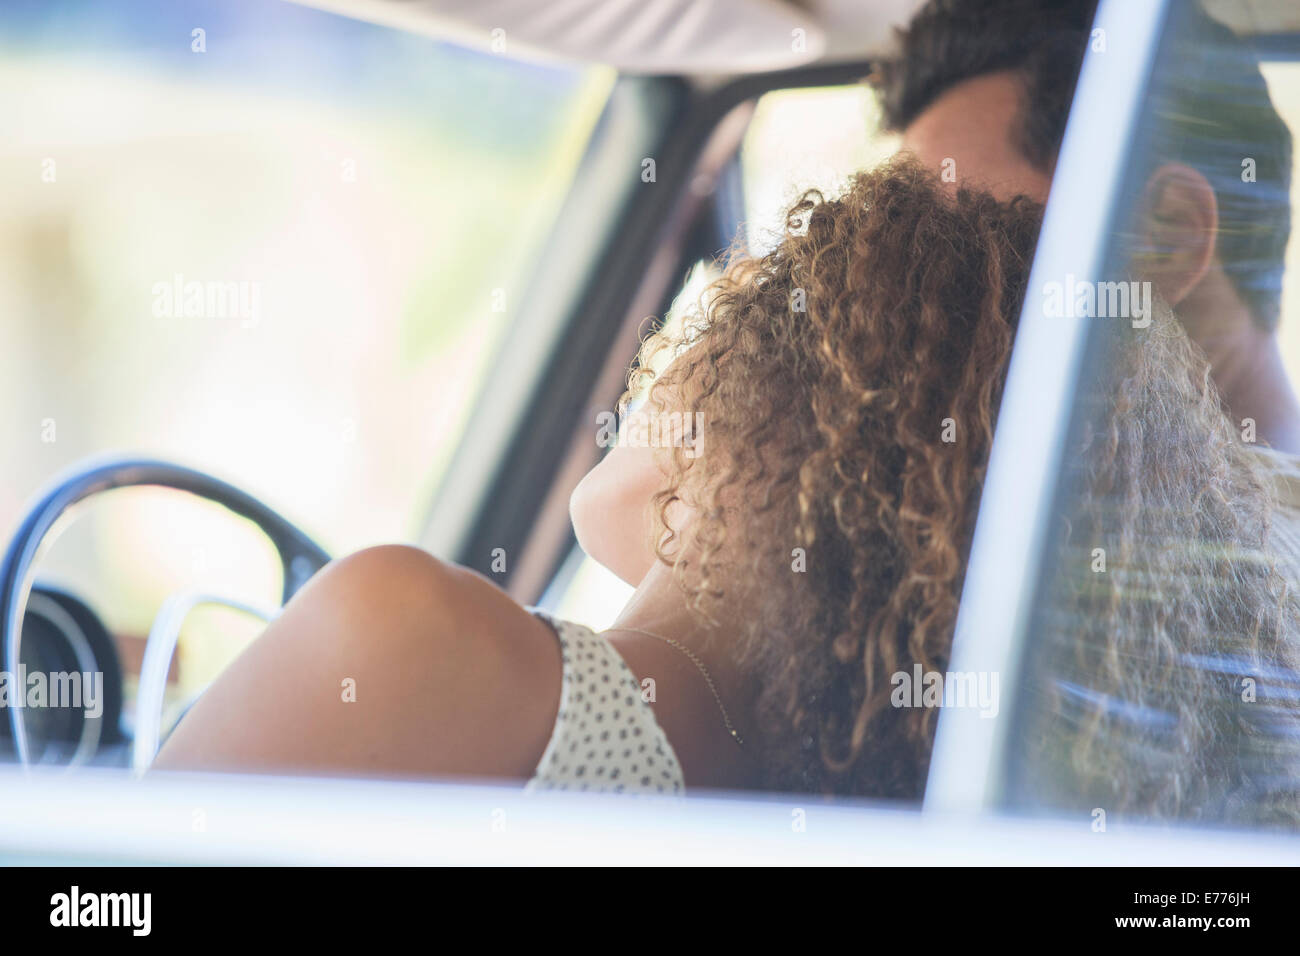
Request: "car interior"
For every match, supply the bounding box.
[5,0,1300,865]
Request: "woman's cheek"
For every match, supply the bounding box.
[569,453,660,586]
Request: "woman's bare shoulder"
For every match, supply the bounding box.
[154,545,562,781]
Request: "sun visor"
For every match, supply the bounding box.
[285,0,883,74]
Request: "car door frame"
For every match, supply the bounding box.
[421,61,892,597]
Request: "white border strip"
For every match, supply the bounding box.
[924,0,1170,812]
[1,767,1296,865]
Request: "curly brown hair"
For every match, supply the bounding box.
[629,156,1300,818]
[1015,296,1300,826]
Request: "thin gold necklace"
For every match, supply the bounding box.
[605,626,745,748]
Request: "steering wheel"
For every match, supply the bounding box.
[1,458,330,766]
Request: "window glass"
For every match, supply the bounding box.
[1005,2,1300,829]
[740,83,898,255]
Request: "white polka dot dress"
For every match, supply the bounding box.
[525,610,685,795]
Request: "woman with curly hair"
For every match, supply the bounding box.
[156,157,1300,823]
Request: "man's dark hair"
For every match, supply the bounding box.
[873,0,1293,331]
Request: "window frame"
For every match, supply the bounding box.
[924,0,1172,813]
[415,76,687,567]
[5,763,1298,864]
[429,62,892,598]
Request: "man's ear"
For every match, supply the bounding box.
[1135,163,1219,306]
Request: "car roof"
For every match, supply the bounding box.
[289,0,1300,78]
[287,0,926,74]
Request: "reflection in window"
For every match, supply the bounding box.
[1006,2,1300,830]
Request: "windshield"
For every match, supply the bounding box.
[0,0,613,560]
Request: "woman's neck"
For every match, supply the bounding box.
[609,560,752,724]
[610,561,701,640]
[603,559,759,788]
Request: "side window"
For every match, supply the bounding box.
[1002,2,1300,830]
[546,82,897,630]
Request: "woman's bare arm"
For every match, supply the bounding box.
[153,545,561,781]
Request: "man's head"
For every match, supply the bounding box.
[873,0,1293,332]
